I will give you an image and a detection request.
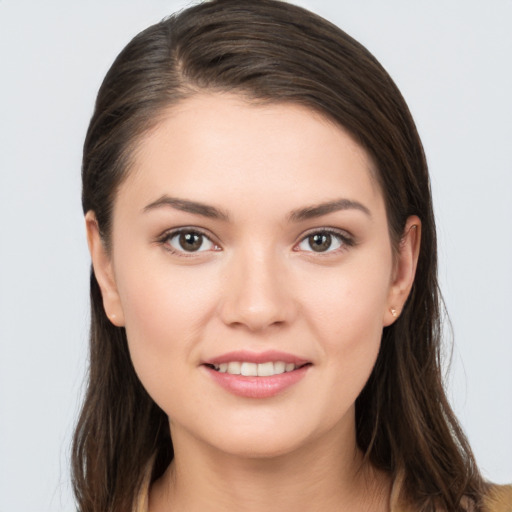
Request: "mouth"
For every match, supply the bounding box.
[201,351,312,398]
[203,361,311,377]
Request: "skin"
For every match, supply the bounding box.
[86,94,420,511]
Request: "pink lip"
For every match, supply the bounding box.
[201,350,311,399]
[204,365,310,398]
[202,350,309,366]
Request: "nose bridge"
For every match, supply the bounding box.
[219,241,294,331]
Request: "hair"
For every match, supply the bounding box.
[73,1,486,511]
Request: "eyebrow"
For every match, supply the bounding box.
[288,198,371,222]
[143,195,230,221]
[143,195,370,223]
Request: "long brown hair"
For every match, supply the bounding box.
[73,1,485,510]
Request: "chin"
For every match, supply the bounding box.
[209,430,313,460]
[183,408,348,462]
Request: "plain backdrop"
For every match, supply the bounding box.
[0,1,511,511]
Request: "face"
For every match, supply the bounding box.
[88,94,419,459]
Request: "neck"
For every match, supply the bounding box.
[149,421,391,512]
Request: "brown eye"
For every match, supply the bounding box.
[296,230,348,254]
[167,230,216,253]
[308,233,333,252]
[179,232,203,251]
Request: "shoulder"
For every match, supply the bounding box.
[390,478,512,512]
[482,484,512,512]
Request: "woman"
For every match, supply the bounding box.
[72,0,511,511]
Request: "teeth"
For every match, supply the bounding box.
[273,361,286,374]
[257,361,274,377]
[211,361,301,376]
[241,362,258,376]
[227,361,241,375]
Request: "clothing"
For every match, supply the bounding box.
[134,479,512,512]
[482,485,512,512]
[392,485,512,512]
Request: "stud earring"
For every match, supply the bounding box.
[390,308,398,318]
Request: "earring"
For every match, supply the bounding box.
[390,308,398,318]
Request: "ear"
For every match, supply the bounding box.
[383,215,421,326]
[85,211,125,327]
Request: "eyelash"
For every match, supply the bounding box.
[294,228,355,255]
[156,227,355,257]
[157,227,220,257]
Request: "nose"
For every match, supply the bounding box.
[218,247,297,332]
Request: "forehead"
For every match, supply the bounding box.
[118,93,384,220]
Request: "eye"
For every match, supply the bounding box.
[165,229,218,253]
[296,230,351,253]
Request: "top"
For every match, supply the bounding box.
[133,475,512,512]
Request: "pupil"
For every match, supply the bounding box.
[179,232,202,251]
[309,233,331,252]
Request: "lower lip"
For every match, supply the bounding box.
[204,365,310,398]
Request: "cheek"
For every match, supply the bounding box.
[114,254,221,401]
[305,255,391,340]
[118,249,219,331]
[300,249,392,383]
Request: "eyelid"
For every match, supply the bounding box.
[294,227,355,253]
[154,225,354,256]
[156,226,222,255]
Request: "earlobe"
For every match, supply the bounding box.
[85,211,125,327]
[383,216,421,326]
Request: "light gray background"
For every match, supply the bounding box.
[1,1,511,511]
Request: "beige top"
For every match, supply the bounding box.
[481,485,512,512]
[133,474,512,512]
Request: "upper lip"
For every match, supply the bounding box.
[202,350,310,366]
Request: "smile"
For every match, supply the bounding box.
[206,361,307,376]
[202,351,312,398]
